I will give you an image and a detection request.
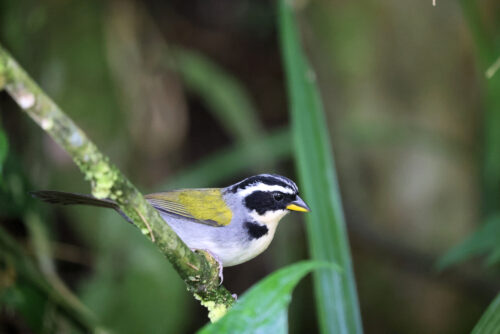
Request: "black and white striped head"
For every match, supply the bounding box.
[227,174,310,225]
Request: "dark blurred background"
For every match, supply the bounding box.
[1,0,499,333]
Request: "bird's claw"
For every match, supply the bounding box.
[209,251,224,285]
[193,248,224,285]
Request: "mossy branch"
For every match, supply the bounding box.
[0,43,234,322]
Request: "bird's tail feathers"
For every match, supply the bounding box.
[31,190,153,224]
[30,190,119,210]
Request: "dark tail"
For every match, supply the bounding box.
[31,190,139,224]
[30,190,118,210]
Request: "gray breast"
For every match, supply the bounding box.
[158,211,250,250]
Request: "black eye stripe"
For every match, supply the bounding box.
[244,191,295,214]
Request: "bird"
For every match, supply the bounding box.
[31,174,310,272]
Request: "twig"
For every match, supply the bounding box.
[0,43,234,321]
[187,262,200,271]
[134,207,155,242]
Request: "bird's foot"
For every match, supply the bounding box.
[193,248,224,285]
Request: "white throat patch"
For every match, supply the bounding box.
[249,209,289,226]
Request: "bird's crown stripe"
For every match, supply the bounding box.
[230,174,297,193]
[238,184,295,197]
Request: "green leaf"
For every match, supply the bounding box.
[471,293,500,334]
[198,261,336,334]
[437,215,500,269]
[278,1,363,333]
[459,0,500,215]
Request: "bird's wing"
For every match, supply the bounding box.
[145,189,232,227]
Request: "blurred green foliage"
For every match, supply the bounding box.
[162,128,291,190]
[0,224,98,333]
[1,0,500,333]
[459,0,500,217]
[78,211,189,334]
[439,0,500,268]
[0,128,7,184]
[172,48,263,144]
[438,215,500,269]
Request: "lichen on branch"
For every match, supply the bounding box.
[0,43,235,321]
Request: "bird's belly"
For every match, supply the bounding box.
[159,213,275,267]
[218,235,274,267]
[180,231,274,267]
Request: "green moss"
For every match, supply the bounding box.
[87,161,118,199]
[194,294,228,323]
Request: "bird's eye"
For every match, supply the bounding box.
[273,192,284,201]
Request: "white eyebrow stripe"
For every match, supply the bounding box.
[238,184,295,197]
[260,174,298,192]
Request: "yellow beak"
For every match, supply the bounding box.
[286,196,311,212]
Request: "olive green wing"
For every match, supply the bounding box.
[145,189,232,227]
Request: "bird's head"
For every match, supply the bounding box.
[225,174,310,226]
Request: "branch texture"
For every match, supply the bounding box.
[0,43,234,322]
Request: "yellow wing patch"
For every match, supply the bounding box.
[145,189,232,227]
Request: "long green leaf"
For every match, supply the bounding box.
[437,215,500,269]
[198,261,336,334]
[278,1,363,333]
[471,293,500,334]
[460,0,500,216]
[439,0,500,270]
[437,215,500,270]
